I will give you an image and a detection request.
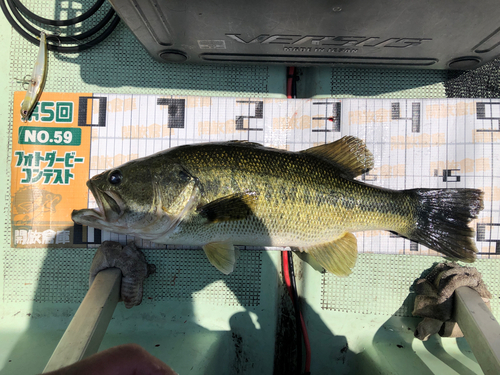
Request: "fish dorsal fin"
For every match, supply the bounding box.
[228,140,262,147]
[198,191,258,223]
[299,232,358,276]
[203,241,238,274]
[301,136,374,179]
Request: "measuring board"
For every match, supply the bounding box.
[10,92,500,259]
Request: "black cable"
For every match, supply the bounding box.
[288,251,302,375]
[0,0,120,53]
[11,0,106,26]
[6,0,116,42]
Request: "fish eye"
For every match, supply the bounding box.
[109,170,122,185]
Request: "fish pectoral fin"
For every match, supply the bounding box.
[301,136,374,179]
[198,191,258,223]
[300,232,358,276]
[203,241,239,275]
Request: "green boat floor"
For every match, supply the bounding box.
[1,2,499,374]
[298,253,499,374]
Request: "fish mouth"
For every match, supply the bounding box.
[71,182,124,225]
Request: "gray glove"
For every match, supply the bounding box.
[90,241,156,308]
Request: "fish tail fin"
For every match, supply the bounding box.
[401,188,483,262]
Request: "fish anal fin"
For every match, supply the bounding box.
[301,136,374,179]
[203,241,238,275]
[300,232,358,276]
[198,191,258,223]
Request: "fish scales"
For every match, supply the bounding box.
[164,142,413,246]
[72,137,483,276]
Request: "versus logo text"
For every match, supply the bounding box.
[226,34,431,49]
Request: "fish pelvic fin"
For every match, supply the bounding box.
[198,191,258,223]
[401,188,484,262]
[301,136,374,179]
[203,241,239,274]
[299,232,358,276]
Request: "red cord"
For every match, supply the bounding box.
[282,250,293,298]
[281,251,311,373]
[285,69,310,372]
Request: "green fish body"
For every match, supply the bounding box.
[72,137,483,275]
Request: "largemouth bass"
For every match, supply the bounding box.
[72,137,483,276]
